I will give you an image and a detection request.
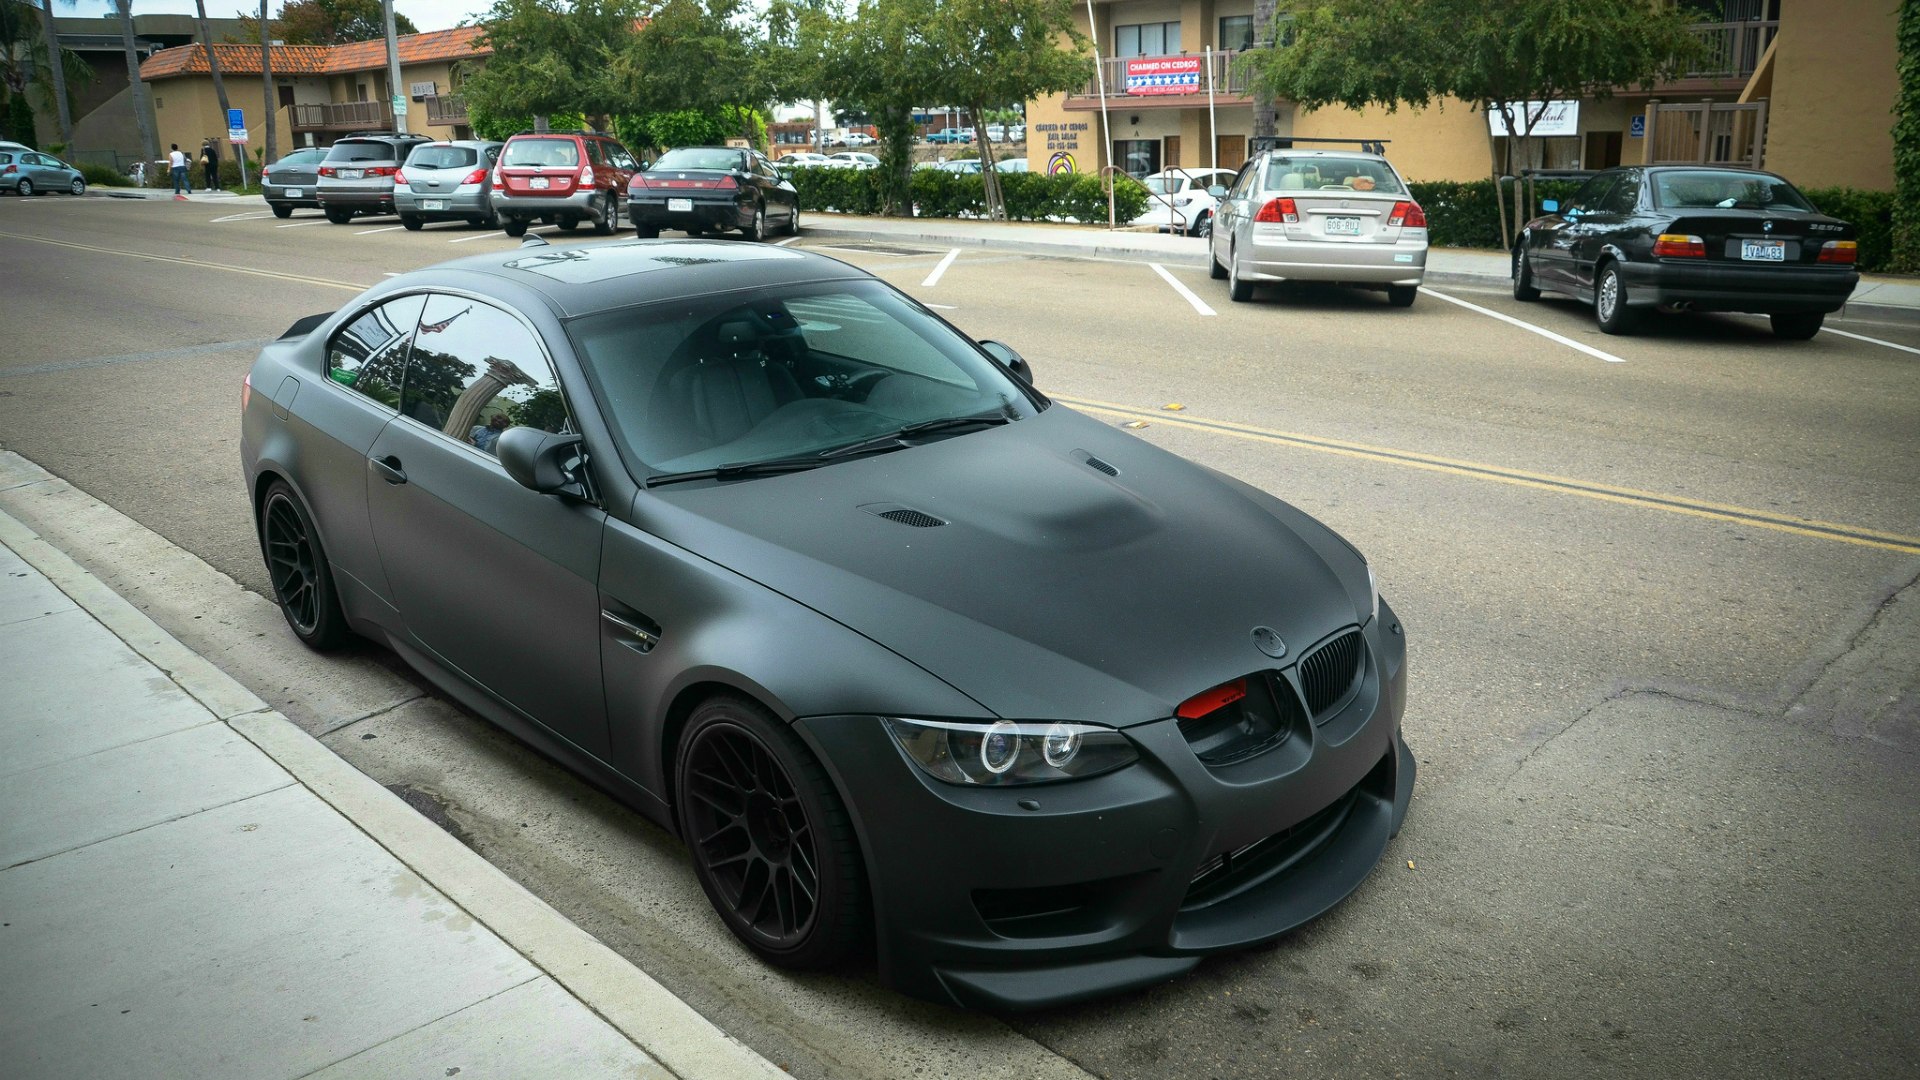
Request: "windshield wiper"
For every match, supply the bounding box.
[644,455,827,488]
[818,412,1014,460]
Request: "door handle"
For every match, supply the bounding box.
[371,455,408,484]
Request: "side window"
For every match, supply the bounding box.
[584,139,604,166]
[1600,172,1641,214]
[1229,162,1258,199]
[1568,174,1616,213]
[400,295,572,456]
[326,294,426,409]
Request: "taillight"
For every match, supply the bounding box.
[1386,201,1427,228]
[393,170,408,186]
[629,174,650,191]
[462,168,487,185]
[1652,233,1707,258]
[1255,197,1297,223]
[579,163,593,185]
[365,166,397,178]
[318,165,334,177]
[491,169,503,191]
[716,175,738,189]
[1818,239,1858,264]
[241,372,252,412]
[1177,678,1247,720]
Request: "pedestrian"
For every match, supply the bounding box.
[201,141,219,191]
[168,143,190,194]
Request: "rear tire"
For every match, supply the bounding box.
[259,480,349,651]
[1770,311,1825,340]
[325,208,352,224]
[15,178,32,196]
[1513,246,1541,301]
[593,193,618,236]
[400,214,424,231]
[1227,244,1254,302]
[1387,284,1417,308]
[636,223,660,239]
[556,216,580,232]
[502,218,528,237]
[1190,211,1212,239]
[272,203,293,219]
[467,216,490,227]
[1595,262,1637,335]
[785,204,801,236]
[1210,242,1227,280]
[747,204,768,242]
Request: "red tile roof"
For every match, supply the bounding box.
[140,26,491,81]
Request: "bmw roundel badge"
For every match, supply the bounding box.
[1252,626,1288,658]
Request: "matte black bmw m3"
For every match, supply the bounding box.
[240,240,1415,1010]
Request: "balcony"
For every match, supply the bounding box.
[289,100,395,133]
[1647,19,1779,93]
[424,93,468,126]
[1065,50,1253,110]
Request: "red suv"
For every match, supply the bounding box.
[492,130,639,237]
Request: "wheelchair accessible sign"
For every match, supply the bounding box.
[227,108,247,143]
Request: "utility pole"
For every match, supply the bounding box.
[381,0,404,134]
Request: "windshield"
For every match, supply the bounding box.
[1262,155,1406,195]
[325,140,401,163]
[654,147,746,172]
[1142,176,1185,195]
[407,145,478,170]
[1652,169,1814,211]
[568,279,1037,476]
[502,138,579,167]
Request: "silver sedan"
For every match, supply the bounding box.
[1208,149,1428,307]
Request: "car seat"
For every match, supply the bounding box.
[646,316,803,461]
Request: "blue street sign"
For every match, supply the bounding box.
[1629,114,1645,138]
[227,108,244,129]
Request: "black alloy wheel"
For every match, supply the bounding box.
[259,481,347,649]
[1191,211,1212,239]
[1513,246,1540,301]
[675,696,866,969]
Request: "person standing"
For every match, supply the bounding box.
[201,141,219,191]
[168,144,190,195]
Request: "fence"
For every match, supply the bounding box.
[1682,19,1779,80]
[1644,99,1768,169]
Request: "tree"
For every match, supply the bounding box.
[1893,0,1920,271]
[812,0,943,215]
[614,0,791,146]
[917,0,1088,220]
[247,0,417,46]
[461,0,637,133]
[38,0,74,150]
[1242,0,1702,247]
[114,0,158,163]
[1,0,87,149]
[194,0,240,183]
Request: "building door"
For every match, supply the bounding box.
[1114,139,1160,180]
[1584,130,1622,170]
[1216,134,1246,170]
[277,85,294,109]
[1164,135,1181,169]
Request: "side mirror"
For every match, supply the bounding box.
[978,339,1032,384]
[1207,184,1228,198]
[498,427,585,494]
[1540,199,1560,213]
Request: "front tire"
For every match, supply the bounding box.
[259,480,348,651]
[1594,262,1637,335]
[1387,284,1418,308]
[1513,246,1541,301]
[636,222,660,239]
[400,214,424,231]
[785,204,801,236]
[555,216,580,232]
[502,218,528,237]
[1190,210,1212,239]
[325,208,352,224]
[1227,243,1254,302]
[69,178,86,196]
[272,203,294,219]
[675,695,867,970]
[1771,311,1825,340]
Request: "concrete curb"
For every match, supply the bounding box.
[0,454,784,1080]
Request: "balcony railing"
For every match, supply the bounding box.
[1682,19,1778,80]
[424,93,468,126]
[1071,50,1252,101]
[289,100,395,132]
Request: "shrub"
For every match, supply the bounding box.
[1801,187,1894,272]
[786,165,1148,224]
[78,163,134,188]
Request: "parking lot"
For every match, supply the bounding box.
[3,194,1917,1079]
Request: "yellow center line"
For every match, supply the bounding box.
[0,232,370,292]
[1057,394,1920,556]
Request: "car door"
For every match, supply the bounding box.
[1213,159,1260,265]
[1571,169,1645,291]
[365,292,612,759]
[25,152,63,189]
[1532,173,1615,288]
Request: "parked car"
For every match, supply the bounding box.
[926,128,972,144]
[0,148,84,196]
[1209,148,1428,307]
[261,147,329,218]
[240,238,1413,1011]
[842,132,876,147]
[492,129,639,238]
[995,157,1030,173]
[1132,167,1237,237]
[316,132,431,223]
[629,146,799,240]
[828,152,880,170]
[395,140,503,230]
[1512,165,1859,340]
[780,151,835,168]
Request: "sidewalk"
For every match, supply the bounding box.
[0,507,782,1079]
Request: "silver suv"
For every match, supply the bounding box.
[395,140,503,230]
[316,133,430,224]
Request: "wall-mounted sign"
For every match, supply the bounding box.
[1047,151,1076,175]
[1124,56,1202,96]
[1629,114,1646,138]
[1486,100,1580,137]
[1033,121,1088,152]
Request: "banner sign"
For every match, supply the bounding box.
[1486,100,1580,137]
[1124,56,1202,96]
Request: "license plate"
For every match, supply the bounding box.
[668,198,693,212]
[530,177,550,189]
[283,187,302,198]
[1741,239,1786,262]
[1324,216,1362,236]
[421,199,446,211]
[340,169,363,180]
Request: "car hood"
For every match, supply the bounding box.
[629,407,1371,725]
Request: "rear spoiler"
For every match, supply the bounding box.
[279,311,332,341]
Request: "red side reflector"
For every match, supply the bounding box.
[1177,678,1248,720]
[1386,201,1427,228]
[1255,197,1298,224]
[1652,233,1706,258]
[1818,240,1858,264]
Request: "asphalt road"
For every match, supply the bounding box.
[4,195,1917,1079]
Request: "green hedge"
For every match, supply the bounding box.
[787,166,1147,225]
[78,163,135,188]
[1800,187,1894,273]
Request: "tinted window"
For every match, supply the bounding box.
[1651,169,1814,211]
[1567,174,1616,213]
[400,296,571,454]
[1261,154,1405,194]
[1599,172,1641,214]
[654,148,746,172]
[0,153,10,164]
[325,140,400,163]
[407,145,477,170]
[327,294,426,409]
[502,138,580,167]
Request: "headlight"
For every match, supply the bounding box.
[882,717,1137,786]
[1366,563,1380,623]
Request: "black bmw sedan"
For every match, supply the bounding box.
[627,145,800,241]
[1512,165,1859,339]
[240,240,1413,1010]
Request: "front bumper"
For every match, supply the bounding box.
[1618,259,1857,313]
[628,194,750,231]
[1239,229,1428,286]
[796,604,1413,1010]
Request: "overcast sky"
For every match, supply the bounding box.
[65,1,483,34]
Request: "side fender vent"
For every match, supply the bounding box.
[860,502,948,528]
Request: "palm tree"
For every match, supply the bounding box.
[114,0,157,163]
[260,0,275,165]
[38,0,73,150]
[192,0,237,182]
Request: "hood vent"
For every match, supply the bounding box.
[1072,448,1119,477]
[860,502,948,528]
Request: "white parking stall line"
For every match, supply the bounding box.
[774,236,800,246]
[921,248,961,287]
[1820,326,1920,356]
[449,231,506,243]
[1150,262,1217,316]
[210,211,278,223]
[1420,285,1626,364]
[275,220,329,228]
[355,225,405,235]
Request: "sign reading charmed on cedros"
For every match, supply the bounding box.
[1124,56,1202,95]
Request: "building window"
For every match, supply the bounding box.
[1114,139,1161,180]
[1116,21,1182,58]
[1219,15,1254,52]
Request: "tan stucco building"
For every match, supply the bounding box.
[1028,1,1896,191]
[136,27,490,162]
